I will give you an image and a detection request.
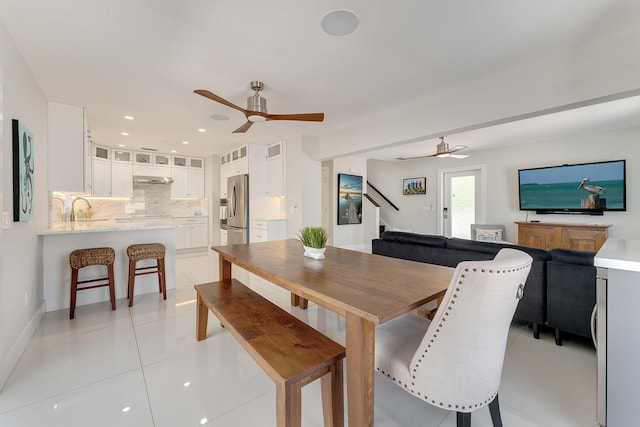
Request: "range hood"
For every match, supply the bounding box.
[133,175,174,185]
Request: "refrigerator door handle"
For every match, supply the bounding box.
[228,182,236,219]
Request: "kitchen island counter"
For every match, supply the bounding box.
[39,218,175,235]
[40,222,176,312]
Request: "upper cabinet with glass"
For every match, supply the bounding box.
[135,152,152,164]
[113,150,132,162]
[155,154,170,166]
[94,145,110,160]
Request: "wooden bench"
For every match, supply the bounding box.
[195,279,345,427]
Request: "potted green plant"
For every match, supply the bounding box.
[296,226,328,259]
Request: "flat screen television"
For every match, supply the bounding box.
[518,160,626,215]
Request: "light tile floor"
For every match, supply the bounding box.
[0,251,598,426]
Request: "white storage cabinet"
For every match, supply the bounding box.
[175,216,208,250]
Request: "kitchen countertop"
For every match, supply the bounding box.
[38,219,175,235]
[594,238,640,273]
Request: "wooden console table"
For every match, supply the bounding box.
[515,222,611,251]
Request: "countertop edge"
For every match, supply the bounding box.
[39,223,176,236]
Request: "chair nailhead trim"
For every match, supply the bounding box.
[401,264,509,411]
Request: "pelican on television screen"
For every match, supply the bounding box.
[518,160,626,213]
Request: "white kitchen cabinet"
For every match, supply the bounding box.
[133,152,171,177]
[189,168,205,198]
[154,153,170,166]
[92,158,112,196]
[250,219,286,243]
[171,168,189,198]
[266,141,285,197]
[48,102,90,192]
[111,162,133,197]
[171,157,205,198]
[133,164,170,177]
[220,163,230,198]
[174,217,208,250]
[94,145,110,160]
[113,149,132,162]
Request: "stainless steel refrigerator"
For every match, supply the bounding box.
[227,174,249,245]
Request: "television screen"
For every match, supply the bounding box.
[518,160,626,214]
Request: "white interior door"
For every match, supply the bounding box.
[441,168,483,238]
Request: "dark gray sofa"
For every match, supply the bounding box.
[546,248,597,345]
[372,231,596,344]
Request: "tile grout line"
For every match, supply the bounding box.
[129,306,157,427]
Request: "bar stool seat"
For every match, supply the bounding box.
[127,243,167,307]
[69,247,116,319]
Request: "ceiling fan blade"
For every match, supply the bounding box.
[264,112,324,122]
[396,153,437,160]
[194,89,247,114]
[447,145,468,153]
[232,121,254,133]
[449,154,469,159]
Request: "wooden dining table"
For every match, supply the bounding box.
[211,239,453,426]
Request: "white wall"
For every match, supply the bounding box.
[368,126,640,240]
[285,136,321,238]
[0,20,48,389]
[330,156,368,248]
[306,2,640,161]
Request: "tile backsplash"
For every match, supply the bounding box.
[52,183,208,222]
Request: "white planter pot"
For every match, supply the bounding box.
[303,246,326,260]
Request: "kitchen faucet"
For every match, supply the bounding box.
[70,197,91,221]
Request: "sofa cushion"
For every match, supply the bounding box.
[380,231,447,248]
[475,228,504,242]
[446,238,505,255]
[549,248,596,266]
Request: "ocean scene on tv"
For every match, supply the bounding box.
[519,161,625,210]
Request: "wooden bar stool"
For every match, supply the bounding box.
[127,243,167,307]
[69,247,116,319]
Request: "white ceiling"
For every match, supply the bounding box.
[2,0,639,160]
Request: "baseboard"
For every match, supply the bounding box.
[0,301,45,392]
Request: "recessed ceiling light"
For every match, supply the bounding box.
[122,406,131,413]
[121,132,129,136]
[210,114,230,121]
[198,128,206,133]
[118,144,125,147]
[182,141,189,145]
[171,150,176,153]
[321,9,359,36]
[124,115,134,120]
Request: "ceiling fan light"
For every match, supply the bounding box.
[248,115,266,123]
[436,153,450,158]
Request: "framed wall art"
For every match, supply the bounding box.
[13,119,34,221]
[337,173,362,225]
[403,177,426,195]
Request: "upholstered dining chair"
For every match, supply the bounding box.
[375,248,532,427]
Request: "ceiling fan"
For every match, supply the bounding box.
[194,81,325,133]
[397,136,468,160]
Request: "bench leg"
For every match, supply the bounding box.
[321,361,344,427]
[276,380,302,427]
[196,293,209,341]
[291,293,300,307]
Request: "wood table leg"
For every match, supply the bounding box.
[196,293,208,341]
[219,254,232,281]
[345,312,375,427]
